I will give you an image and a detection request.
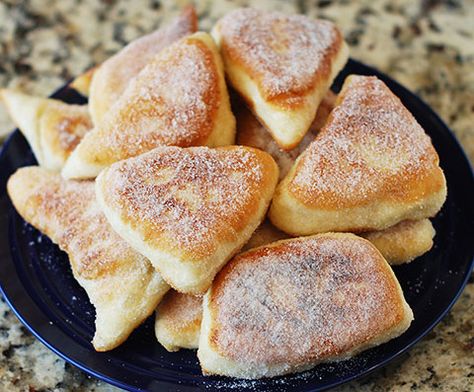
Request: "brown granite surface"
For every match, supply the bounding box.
[0,0,473,391]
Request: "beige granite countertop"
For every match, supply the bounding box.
[0,0,473,391]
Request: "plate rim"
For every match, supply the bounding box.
[0,58,473,392]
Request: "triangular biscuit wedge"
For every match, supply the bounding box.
[269,75,447,235]
[1,90,47,165]
[63,32,236,179]
[7,167,170,351]
[361,219,435,265]
[155,290,202,352]
[88,6,197,123]
[236,90,337,179]
[212,8,349,150]
[198,233,413,379]
[1,89,92,171]
[96,146,279,294]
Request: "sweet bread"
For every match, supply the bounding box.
[198,233,413,378]
[1,89,92,170]
[88,6,197,123]
[155,290,202,352]
[212,8,348,149]
[96,146,279,294]
[361,219,435,265]
[7,167,169,351]
[62,32,236,179]
[269,75,447,235]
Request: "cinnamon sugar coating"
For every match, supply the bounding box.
[63,32,235,179]
[88,6,197,124]
[200,233,412,378]
[290,76,445,209]
[96,145,279,294]
[215,8,344,104]
[7,167,169,351]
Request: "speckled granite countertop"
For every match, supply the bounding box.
[0,0,473,391]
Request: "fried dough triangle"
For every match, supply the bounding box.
[1,89,92,171]
[88,6,197,121]
[212,8,348,149]
[96,146,278,294]
[7,167,169,351]
[269,75,447,235]
[63,32,236,179]
[198,233,413,378]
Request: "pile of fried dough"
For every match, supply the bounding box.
[3,7,446,379]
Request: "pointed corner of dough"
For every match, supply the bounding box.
[180,4,198,33]
[89,271,170,352]
[7,166,37,207]
[0,89,44,129]
[91,308,140,351]
[70,67,97,97]
[61,141,103,180]
[7,166,50,225]
[1,89,46,165]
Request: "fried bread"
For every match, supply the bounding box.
[7,167,170,351]
[88,6,197,124]
[236,91,336,179]
[361,219,435,265]
[155,290,202,352]
[212,8,348,149]
[62,32,236,179]
[269,75,447,235]
[96,146,279,294]
[1,89,92,170]
[198,233,413,378]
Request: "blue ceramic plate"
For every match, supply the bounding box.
[0,60,473,392]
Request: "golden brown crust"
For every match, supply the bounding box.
[208,233,410,367]
[7,167,139,279]
[157,291,202,332]
[361,219,435,265]
[7,167,170,351]
[86,36,219,166]
[64,32,236,180]
[40,101,92,158]
[288,75,446,209]
[216,8,344,108]
[88,6,197,123]
[99,146,278,262]
[155,290,202,350]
